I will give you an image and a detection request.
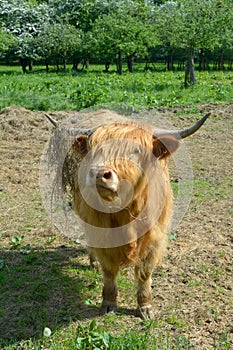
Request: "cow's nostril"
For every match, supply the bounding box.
[103,171,112,180]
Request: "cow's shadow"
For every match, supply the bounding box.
[0,245,136,346]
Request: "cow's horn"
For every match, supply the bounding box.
[153,113,211,139]
[70,128,95,136]
[44,113,58,127]
[44,113,95,136]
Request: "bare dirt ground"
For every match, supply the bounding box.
[0,104,232,349]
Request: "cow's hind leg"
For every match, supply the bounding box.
[101,266,119,314]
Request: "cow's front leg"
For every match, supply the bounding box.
[135,232,167,319]
[135,264,154,320]
[101,267,119,314]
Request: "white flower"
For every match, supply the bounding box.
[43,327,52,337]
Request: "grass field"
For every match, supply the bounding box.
[0,64,232,111]
[0,65,232,349]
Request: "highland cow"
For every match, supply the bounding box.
[45,110,209,319]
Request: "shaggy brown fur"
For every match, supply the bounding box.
[69,110,179,319]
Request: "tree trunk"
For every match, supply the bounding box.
[199,49,210,71]
[103,62,110,72]
[28,59,33,71]
[198,49,204,71]
[116,51,122,75]
[178,59,185,71]
[213,60,217,70]
[72,58,79,70]
[167,50,174,70]
[218,51,224,70]
[127,53,136,73]
[64,58,67,71]
[20,58,27,73]
[228,59,232,70]
[184,49,196,87]
[81,59,89,70]
[45,59,49,72]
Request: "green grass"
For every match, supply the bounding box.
[1,245,231,349]
[0,246,99,345]
[0,64,232,111]
[191,177,232,212]
[0,320,192,350]
[1,319,231,349]
[0,246,193,349]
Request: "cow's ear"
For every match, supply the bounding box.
[72,135,89,156]
[152,135,179,159]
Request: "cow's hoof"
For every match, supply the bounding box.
[137,305,155,320]
[101,305,117,314]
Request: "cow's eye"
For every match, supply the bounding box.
[134,146,141,154]
[128,146,142,161]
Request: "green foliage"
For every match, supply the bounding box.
[0,0,51,58]
[76,320,113,349]
[10,235,25,247]
[151,0,233,84]
[213,330,232,350]
[35,23,82,66]
[0,27,17,52]
[0,65,233,111]
[44,320,192,349]
[0,0,232,77]
[177,0,221,50]
[91,10,155,62]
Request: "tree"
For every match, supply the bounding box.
[0,0,232,74]
[0,27,17,54]
[52,0,117,31]
[177,0,226,86]
[35,23,82,71]
[91,5,156,74]
[152,1,182,70]
[51,0,157,70]
[211,0,233,70]
[152,0,228,85]
[0,0,52,71]
[180,0,219,85]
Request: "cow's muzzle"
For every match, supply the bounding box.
[87,166,119,193]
